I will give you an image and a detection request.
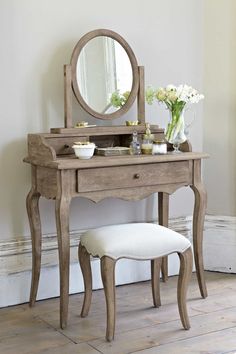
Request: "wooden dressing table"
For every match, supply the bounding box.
[24,29,208,329]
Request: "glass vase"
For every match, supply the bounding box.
[165,109,187,153]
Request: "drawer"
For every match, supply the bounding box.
[77,161,191,193]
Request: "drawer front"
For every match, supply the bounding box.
[77,161,191,193]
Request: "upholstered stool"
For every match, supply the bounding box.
[78,223,193,341]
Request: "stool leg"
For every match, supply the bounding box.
[101,256,116,342]
[78,244,92,317]
[177,247,193,330]
[158,192,169,282]
[151,258,162,307]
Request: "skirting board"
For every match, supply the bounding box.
[0,215,235,307]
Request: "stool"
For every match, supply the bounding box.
[78,223,193,341]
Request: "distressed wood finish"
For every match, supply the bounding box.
[28,134,56,161]
[55,170,72,328]
[50,124,162,136]
[79,244,92,318]
[70,29,139,122]
[81,240,192,341]
[77,161,191,193]
[138,66,145,124]
[77,182,189,203]
[151,257,162,307]
[64,65,72,128]
[26,165,42,307]
[24,130,208,329]
[101,256,116,342]
[0,272,236,354]
[158,192,169,282]
[177,247,193,329]
[37,167,57,199]
[191,159,208,298]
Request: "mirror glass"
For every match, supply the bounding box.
[76,36,133,115]
[71,29,139,120]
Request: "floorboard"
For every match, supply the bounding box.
[0,272,235,354]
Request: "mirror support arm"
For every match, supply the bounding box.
[138,66,145,125]
[64,65,73,128]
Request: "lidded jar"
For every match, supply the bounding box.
[152,140,167,155]
[141,123,154,154]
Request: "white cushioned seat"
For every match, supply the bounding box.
[80,223,191,260]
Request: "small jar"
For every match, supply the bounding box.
[152,141,167,155]
[141,140,153,154]
[141,123,154,154]
[130,131,141,155]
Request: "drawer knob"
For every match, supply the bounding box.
[134,173,140,179]
[64,144,70,148]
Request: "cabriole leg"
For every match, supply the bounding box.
[79,244,92,317]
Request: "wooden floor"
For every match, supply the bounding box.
[1,271,236,354]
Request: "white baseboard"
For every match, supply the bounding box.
[203,215,236,273]
[0,215,235,307]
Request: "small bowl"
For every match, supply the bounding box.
[72,143,95,159]
[125,120,139,126]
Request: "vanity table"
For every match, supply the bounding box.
[24,29,208,329]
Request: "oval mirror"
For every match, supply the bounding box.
[71,29,139,120]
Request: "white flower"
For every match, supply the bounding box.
[166,84,176,92]
[146,83,204,109]
[156,87,166,101]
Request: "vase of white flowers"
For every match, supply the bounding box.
[146,84,204,153]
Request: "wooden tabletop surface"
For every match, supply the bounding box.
[24,151,209,170]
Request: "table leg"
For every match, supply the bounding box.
[158,192,169,282]
[55,171,71,329]
[26,166,42,307]
[191,160,208,298]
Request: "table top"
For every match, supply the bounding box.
[24,151,209,170]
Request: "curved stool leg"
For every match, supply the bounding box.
[79,244,92,317]
[151,258,162,307]
[101,256,116,342]
[158,192,169,282]
[177,247,193,330]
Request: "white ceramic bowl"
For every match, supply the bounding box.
[72,143,95,159]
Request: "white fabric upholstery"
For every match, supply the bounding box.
[80,223,191,260]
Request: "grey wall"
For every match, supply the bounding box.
[203,0,236,216]
[0,0,204,242]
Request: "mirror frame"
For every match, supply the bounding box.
[70,29,140,120]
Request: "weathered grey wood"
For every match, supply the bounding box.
[77,161,191,193]
[55,170,72,329]
[80,234,192,341]
[100,256,116,342]
[64,65,73,128]
[158,192,169,282]
[27,134,56,161]
[26,165,42,307]
[1,272,236,354]
[151,258,162,307]
[50,125,162,136]
[78,244,92,318]
[46,136,87,156]
[37,167,58,199]
[24,130,209,331]
[191,159,208,298]
[138,66,145,124]
[77,183,189,203]
[135,326,236,354]
[177,247,193,330]
[55,152,206,170]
